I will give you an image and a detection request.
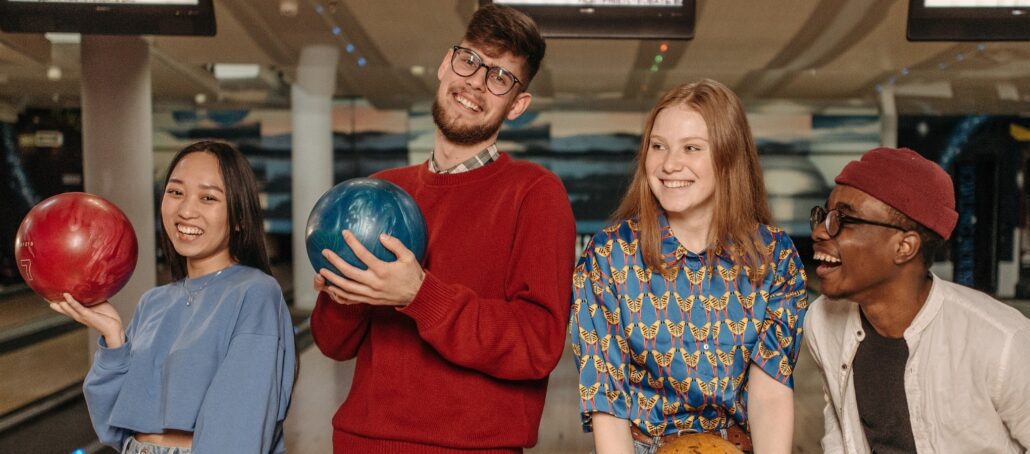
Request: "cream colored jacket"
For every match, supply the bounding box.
[804,274,1030,453]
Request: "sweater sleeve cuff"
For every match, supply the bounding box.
[398,271,453,327]
[94,336,130,370]
[315,291,371,322]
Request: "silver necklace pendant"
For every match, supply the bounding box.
[183,268,226,307]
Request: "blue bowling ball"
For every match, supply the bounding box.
[305,178,427,273]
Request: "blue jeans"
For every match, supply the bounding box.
[633,435,661,454]
[122,436,192,454]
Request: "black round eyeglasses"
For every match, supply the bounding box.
[810,206,909,238]
[449,45,522,96]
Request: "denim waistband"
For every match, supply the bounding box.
[122,436,192,454]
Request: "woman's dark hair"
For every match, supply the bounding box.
[160,140,271,280]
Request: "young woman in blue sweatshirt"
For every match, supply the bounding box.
[49,141,296,454]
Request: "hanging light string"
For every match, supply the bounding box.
[304,0,367,68]
[875,43,987,93]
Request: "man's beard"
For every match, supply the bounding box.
[432,98,506,146]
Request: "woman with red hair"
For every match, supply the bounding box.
[571,79,807,454]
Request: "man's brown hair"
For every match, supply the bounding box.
[463,4,546,88]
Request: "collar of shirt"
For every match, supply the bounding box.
[428,144,500,174]
[657,212,730,263]
[806,274,1030,453]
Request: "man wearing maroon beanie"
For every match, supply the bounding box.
[804,147,1030,453]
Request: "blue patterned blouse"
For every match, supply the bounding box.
[570,214,808,436]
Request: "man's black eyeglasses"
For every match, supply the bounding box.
[449,45,522,96]
[810,206,909,238]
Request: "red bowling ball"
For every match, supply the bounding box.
[14,192,138,307]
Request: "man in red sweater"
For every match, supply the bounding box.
[309,4,577,453]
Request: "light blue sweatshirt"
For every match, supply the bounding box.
[84,264,296,453]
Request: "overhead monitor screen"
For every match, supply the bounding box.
[486,0,694,39]
[0,0,215,35]
[8,0,198,3]
[498,0,681,5]
[908,0,1030,40]
[924,0,1029,6]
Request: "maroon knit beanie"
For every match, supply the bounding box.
[834,147,958,240]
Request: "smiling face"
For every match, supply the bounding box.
[812,185,904,302]
[160,151,233,277]
[644,106,717,227]
[431,42,531,146]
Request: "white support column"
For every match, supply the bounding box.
[407,101,434,165]
[879,85,898,148]
[292,45,338,310]
[80,36,155,354]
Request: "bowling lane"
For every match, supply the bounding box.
[283,338,350,452]
[0,327,88,416]
[0,289,54,332]
[0,288,88,417]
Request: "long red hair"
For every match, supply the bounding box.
[611,79,772,281]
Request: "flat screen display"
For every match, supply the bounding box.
[8,1,198,3]
[925,0,1029,6]
[0,0,215,36]
[908,0,1030,41]
[486,0,694,40]
[498,0,681,5]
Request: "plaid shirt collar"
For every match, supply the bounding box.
[428,144,500,174]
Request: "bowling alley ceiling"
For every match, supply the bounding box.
[1,0,1030,116]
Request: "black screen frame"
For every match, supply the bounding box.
[907,0,1030,41]
[0,0,216,36]
[481,0,695,40]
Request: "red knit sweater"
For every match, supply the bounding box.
[310,153,577,453]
